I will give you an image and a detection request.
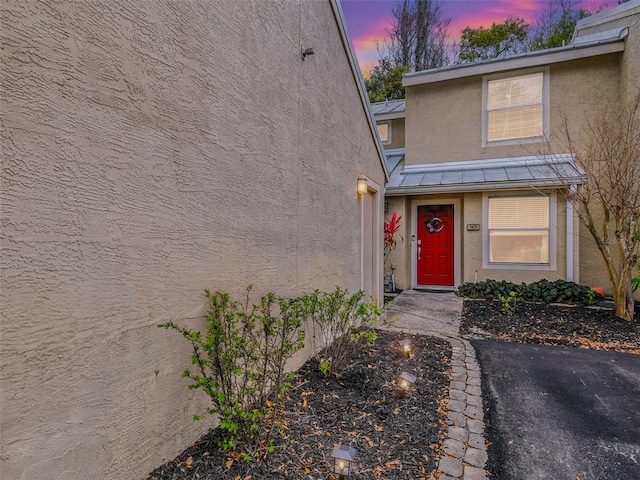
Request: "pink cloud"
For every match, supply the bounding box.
[341,0,617,76]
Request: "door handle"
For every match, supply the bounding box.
[417,247,421,260]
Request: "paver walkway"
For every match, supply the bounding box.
[378,290,488,480]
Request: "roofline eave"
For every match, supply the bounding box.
[374,112,406,121]
[385,178,583,196]
[403,40,626,87]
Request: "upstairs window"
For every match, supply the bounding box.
[484,70,546,144]
[377,122,391,144]
[487,195,550,265]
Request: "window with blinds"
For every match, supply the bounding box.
[488,195,550,264]
[486,72,543,142]
[377,123,390,143]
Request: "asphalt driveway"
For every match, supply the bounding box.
[471,340,640,480]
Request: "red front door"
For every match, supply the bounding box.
[417,204,454,286]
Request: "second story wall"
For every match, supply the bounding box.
[574,2,640,106]
[404,53,621,166]
[378,117,405,149]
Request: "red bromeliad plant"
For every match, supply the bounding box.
[384,212,403,263]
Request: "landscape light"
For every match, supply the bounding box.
[397,371,416,397]
[399,339,413,358]
[330,445,357,477]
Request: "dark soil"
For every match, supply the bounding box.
[147,331,451,480]
[460,299,640,354]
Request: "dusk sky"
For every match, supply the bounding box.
[339,0,617,74]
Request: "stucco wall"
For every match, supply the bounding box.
[404,55,621,166]
[382,117,406,150]
[383,197,409,289]
[574,3,640,105]
[572,5,640,295]
[462,190,568,284]
[0,1,384,479]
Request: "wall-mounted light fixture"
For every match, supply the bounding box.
[330,445,357,477]
[357,178,368,195]
[301,47,315,60]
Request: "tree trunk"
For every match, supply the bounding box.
[612,279,635,321]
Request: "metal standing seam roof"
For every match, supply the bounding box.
[370,99,406,117]
[384,152,584,195]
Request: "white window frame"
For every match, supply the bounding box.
[482,192,557,271]
[482,67,549,147]
[376,122,391,144]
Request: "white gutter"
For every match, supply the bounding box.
[566,186,576,282]
[374,111,406,121]
[385,179,577,196]
[403,41,625,86]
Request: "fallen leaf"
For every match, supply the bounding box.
[185,456,193,469]
[226,458,234,469]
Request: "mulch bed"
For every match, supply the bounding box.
[147,331,452,480]
[460,299,640,354]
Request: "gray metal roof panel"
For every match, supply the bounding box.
[442,170,463,184]
[401,172,425,187]
[507,166,534,181]
[483,167,509,182]
[462,169,486,183]
[370,99,406,116]
[385,154,404,173]
[385,154,584,195]
[421,171,445,185]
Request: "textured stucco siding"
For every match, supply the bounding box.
[572,7,640,295]
[574,4,640,105]
[0,1,384,479]
[382,117,406,150]
[461,190,568,284]
[382,196,408,289]
[404,55,621,165]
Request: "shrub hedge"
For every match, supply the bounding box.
[456,279,602,305]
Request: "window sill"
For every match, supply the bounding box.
[482,136,547,148]
[483,262,554,271]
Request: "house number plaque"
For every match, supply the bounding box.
[467,224,480,231]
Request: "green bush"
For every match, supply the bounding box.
[304,287,380,377]
[457,279,601,305]
[632,265,640,292]
[159,287,306,457]
[456,279,519,300]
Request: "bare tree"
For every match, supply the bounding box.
[384,0,450,72]
[526,0,591,51]
[547,95,640,321]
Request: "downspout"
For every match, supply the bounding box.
[566,186,575,282]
